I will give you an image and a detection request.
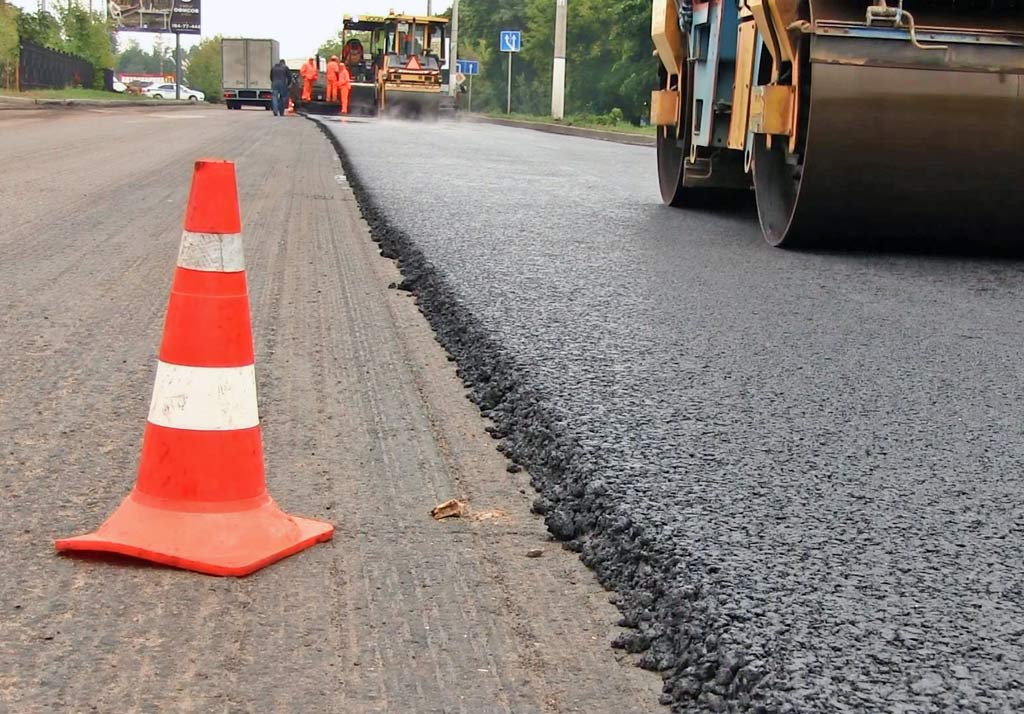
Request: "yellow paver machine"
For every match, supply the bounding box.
[342,12,450,118]
[651,0,1024,247]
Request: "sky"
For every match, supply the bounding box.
[11,1,452,57]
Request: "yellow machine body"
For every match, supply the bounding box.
[342,13,450,118]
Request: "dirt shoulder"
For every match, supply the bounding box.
[0,108,662,712]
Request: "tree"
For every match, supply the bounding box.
[317,35,346,61]
[152,35,170,74]
[117,39,150,72]
[185,36,221,101]
[0,1,17,89]
[16,8,62,49]
[458,0,529,113]
[58,4,114,88]
[454,0,653,123]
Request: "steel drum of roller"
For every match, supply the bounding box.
[753,34,1024,247]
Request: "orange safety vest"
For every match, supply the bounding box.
[301,61,318,81]
[326,60,341,82]
[338,65,352,87]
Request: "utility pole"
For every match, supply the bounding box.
[449,0,459,96]
[427,1,432,14]
[552,0,567,119]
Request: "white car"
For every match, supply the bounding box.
[144,83,205,102]
[111,80,127,93]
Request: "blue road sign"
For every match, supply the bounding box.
[499,31,522,53]
[456,60,480,76]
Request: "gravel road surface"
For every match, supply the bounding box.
[0,108,661,712]
[321,116,1024,713]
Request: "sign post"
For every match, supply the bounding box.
[108,1,199,99]
[455,59,479,112]
[499,30,521,114]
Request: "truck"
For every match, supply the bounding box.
[651,0,1024,247]
[221,38,280,110]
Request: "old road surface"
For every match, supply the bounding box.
[0,108,663,713]
[317,116,1024,714]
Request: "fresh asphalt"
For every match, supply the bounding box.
[321,116,1024,713]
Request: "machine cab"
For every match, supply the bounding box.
[342,14,448,80]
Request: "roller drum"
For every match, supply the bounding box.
[384,89,442,120]
[754,36,1024,247]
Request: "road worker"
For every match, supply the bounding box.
[343,39,364,67]
[326,55,341,103]
[403,31,422,56]
[300,57,318,102]
[338,60,352,115]
[269,59,292,117]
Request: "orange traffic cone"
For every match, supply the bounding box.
[56,159,333,576]
[287,97,296,115]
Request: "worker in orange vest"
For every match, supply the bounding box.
[338,61,352,115]
[300,57,318,102]
[326,55,341,103]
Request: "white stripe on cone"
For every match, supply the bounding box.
[177,231,245,273]
[148,362,259,431]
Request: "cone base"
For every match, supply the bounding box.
[55,492,334,577]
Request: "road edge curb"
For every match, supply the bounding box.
[463,114,655,148]
[305,115,783,714]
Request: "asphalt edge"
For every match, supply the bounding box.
[463,114,656,148]
[308,116,782,714]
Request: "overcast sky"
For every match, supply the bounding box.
[11,1,451,57]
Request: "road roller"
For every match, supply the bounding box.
[342,13,450,119]
[651,0,1024,247]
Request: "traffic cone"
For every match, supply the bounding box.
[287,97,296,115]
[55,159,333,577]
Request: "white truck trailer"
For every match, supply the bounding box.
[221,38,280,110]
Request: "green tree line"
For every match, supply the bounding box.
[116,36,222,102]
[0,1,114,90]
[184,37,221,102]
[453,0,653,124]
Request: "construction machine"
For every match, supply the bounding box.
[651,0,1024,247]
[342,13,450,118]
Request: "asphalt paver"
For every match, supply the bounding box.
[321,116,1024,713]
[0,108,661,713]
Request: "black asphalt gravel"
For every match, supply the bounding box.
[319,116,1024,713]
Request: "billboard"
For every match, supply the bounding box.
[108,1,201,35]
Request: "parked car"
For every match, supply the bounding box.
[143,83,205,102]
[111,80,127,93]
